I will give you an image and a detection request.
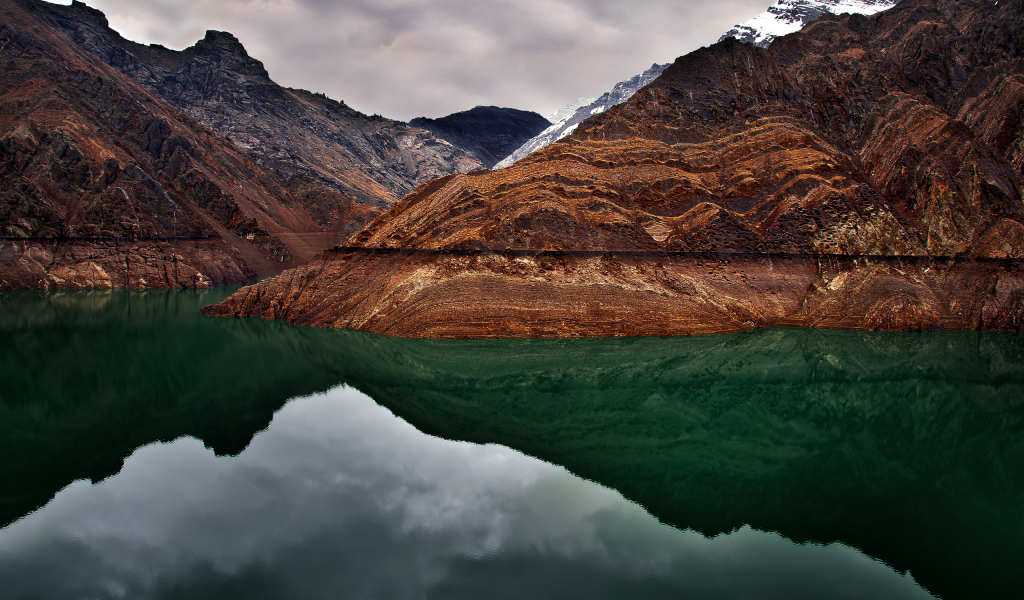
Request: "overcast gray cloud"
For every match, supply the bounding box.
[55,0,772,120]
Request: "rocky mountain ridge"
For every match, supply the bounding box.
[497,0,903,169]
[409,106,550,168]
[207,0,1024,337]
[0,0,379,289]
[32,0,483,207]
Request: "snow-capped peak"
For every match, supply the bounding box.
[719,0,899,48]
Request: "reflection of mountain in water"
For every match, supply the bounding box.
[0,289,344,526]
[1,290,1021,599]
[310,328,1024,600]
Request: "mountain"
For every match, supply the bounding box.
[409,106,550,168]
[206,0,1024,337]
[494,64,668,169]
[719,0,900,47]
[34,0,483,208]
[497,0,903,169]
[0,0,380,289]
[546,97,596,123]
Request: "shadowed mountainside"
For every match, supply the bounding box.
[410,106,550,168]
[207,0,1024,337]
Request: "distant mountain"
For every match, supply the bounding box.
[494,64,667,169]
[409,106,550,169]
[34,0,482,207]
[718,0,899,47]
[0,0,382,289]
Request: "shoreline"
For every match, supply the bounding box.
[201,252,1024,338]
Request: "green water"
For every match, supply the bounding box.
[0,289,1022,599]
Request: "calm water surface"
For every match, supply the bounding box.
[0,288,1021,599]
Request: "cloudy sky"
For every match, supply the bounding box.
[58,0,772,121]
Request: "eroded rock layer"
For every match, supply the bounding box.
[0,0,380,289]
[203,250,1024,336]
[0,239,254,289]
[208,0,1024,336]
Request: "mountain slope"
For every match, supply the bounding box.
[494,64,668,169]
[207,0,1024,338]
[0,0,379,289]
[410,106,550,168]
[31,0,483,207]
[498,0,904,169]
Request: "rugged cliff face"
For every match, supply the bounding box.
[28,0,483,208]
[410,106,550,168]
[206,0,1024,337]
[0,0,379,289]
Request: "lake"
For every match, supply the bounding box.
[0,288,1021,599]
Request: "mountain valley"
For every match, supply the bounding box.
[207,0,1024,336]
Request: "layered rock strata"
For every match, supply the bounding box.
[410,106,550,168]
[0,0,379,289]
[31,0,483,207]
[207,0,1024,336]
[204,250,1023,336]
[498,0,909,169]
[0,239,254,289]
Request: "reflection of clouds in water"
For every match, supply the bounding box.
[0,386,934,599]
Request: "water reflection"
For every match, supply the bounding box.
[320,330,1024,600]
[0,290,1021,599]
[0,289,342,526]
[0,387,933,600]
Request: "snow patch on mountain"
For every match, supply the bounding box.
[547,97,596,123]
[494,64,667,169]
[719,0,899,48]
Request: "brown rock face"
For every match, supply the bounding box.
[32,0,483,207]
[0,0,380,289]
[207,0,1024,336]
[202,250,1024,336]
[0,238,255,289]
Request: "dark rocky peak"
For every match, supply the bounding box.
[189,30,271,80]
[410,106,550,168]
[65,0,107,26]
[196,30,248,57]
